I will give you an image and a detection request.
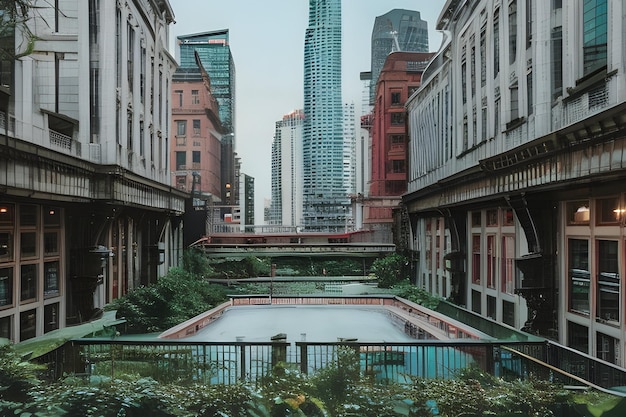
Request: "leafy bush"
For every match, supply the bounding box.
[370,253,410,288]
[106,263,228,334]
[393,282,441,310]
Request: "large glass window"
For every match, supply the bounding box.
[20,309,36,341]
[487,235,496,288]
[20,264,37,303]
[596,240,619,324]
[472,289,481,314]
[568,321,588,354]
[502,235,515,294]
[0,232,13,261]
[583,0,607,75]
[502,300,515,326]
[569,239,590,315]
[44,303,59,333]
[472,234,481,284]
[597,332,619,365]
[20,232,38,258]
[0,316,11,340]
[44,261,60,298]
[0,268,13,308]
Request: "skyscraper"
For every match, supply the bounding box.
[270,110,304,227]
[177,30,237,205]
[302,0,349,232]
[370,9,428,102]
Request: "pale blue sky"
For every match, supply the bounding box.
[168,0,447,221]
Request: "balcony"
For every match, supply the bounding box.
[49,130,72,151]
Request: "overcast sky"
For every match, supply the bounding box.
[167,0,448,222]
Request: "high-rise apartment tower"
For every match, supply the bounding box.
[302,0,349,231]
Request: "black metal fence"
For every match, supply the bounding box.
[35,338,626,393]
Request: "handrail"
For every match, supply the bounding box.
[501,345,626,397]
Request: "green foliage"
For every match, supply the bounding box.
[208,256,271,279]
[106,266,228,334]
[393,283,441,310]
[0,342,621,417]
[370,253,410,288]
[0,344,44,404]
[181,247,215,277]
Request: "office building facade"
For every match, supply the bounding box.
[405,0,626,364]
[177,30,237,206]
[302,0,349,231]
[270,110,304,227]
[0,0,184,341]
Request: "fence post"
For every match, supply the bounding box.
[299,343,308,374]
[240,344,246,381]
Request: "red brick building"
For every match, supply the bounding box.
[366,52,434,225]
[171,65,224,197]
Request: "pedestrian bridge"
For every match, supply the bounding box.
[190,233,395,259]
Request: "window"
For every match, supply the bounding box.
[461,59,467,104]
[20,264,37,303]
[493,10,500,77]
[390,91,401,105]
[20,205,37,227]
[568,321,588,354]
[487,295,496,319]
[510,85,519,121]
[508,1,517,65]
[0,316,10,340]
[20,309,36,341]
[596,240,619,324]
[193,119,201,136]
[390,112,405,125]
[503,209,514,226]
[191,89,199,104]
[175,151,186,170]
[176,175,186,190]
[583,0,607,75]
[471,290,481,314]
[192,150,201,166]
[487,234,496,288]
[526,0,532,49]
[526,71,533,116]
[502,300,515,326]
[487,209,498,226]
[174,90,183,107]
[390,135,404,145]
[0,268,13,307]
[596,197,621,224]
[176,120,187,137]
[44,303,59,333]
[597,332,619,365]
[502,235,515,294]
[480,27,486,87]
[391,160,405,173]
[472,234,481,284]
[0,204,14,226]
[127,23,134,91]
[44,261,60,298]
[20,232,37,258]
[43,232,59,256]
[0,232,12,261]
[569,239,590,315]
[551,27,563,100]
[567,200,590,225]
[471,212,482,227]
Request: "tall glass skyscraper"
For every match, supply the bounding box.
[370,9,428,102]
[302,0,349,231]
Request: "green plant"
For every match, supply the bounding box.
[370,253,410,288]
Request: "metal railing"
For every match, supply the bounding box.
[39,339,554,385]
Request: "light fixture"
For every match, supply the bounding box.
[0,207,7,214]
